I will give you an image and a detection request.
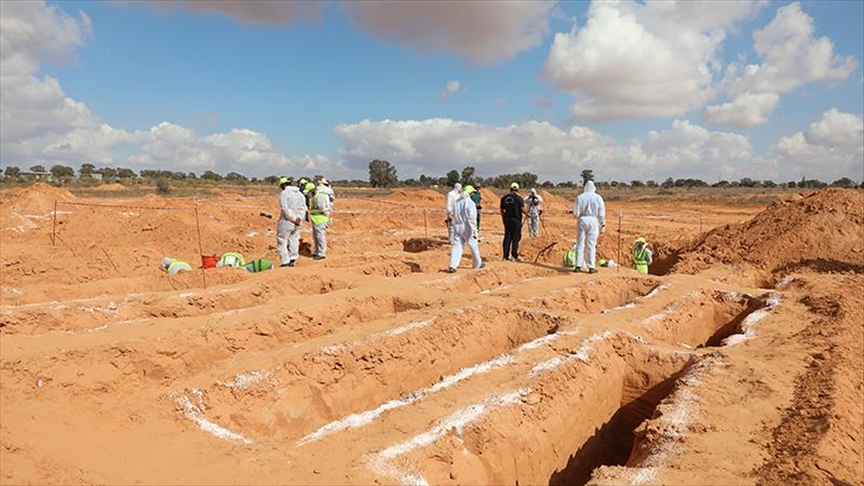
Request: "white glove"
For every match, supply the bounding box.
[600,224,606,234]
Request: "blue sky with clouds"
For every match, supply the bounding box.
[1,0,862,183]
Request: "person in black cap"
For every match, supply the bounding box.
[499,182,528,261]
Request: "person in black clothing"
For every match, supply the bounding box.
[499,182,529,261]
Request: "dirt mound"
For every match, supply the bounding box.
[2,183,76,216]
[98,183,127,191]
[538,190,572,212]
[673,188,864,274]
[386,189,442,205]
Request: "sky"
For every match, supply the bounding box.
[1,0,862,183]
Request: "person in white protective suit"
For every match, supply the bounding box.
[571,180,606,273]
[317,177,335,206]
[445,182,462,242]
[448,185,484,273]
[526,188,544,237]
[276,176,307,267]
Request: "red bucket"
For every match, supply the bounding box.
[201,254,219,269]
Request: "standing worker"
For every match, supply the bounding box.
[633,237,653,274]
[526,189,544,237]
[309,183,332,260]
[318,176,336,206]
[471,183,482,236]
[448,186,484,272]
[500,182,528,261]
[445,182,462,242]
[277,176,307,267]
[572,180,606,274]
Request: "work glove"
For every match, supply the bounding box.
[600,224,606,234]
[539,210,543,216]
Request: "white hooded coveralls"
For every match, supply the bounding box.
[449,191,483,270]
[572,181,606,270]
[445,183,462,241]
[277,185,307,265]
[526,189,544,237]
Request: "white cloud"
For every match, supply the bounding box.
[766,109,864,182]
[333,117,760,182]
[494,97,508,105]
[341,0,556,65]
[706,2,858,126]
[702,92,779,126]
[438,80,462,101]
[804,108,864,146]
[544,0,762,121]
[142,0,326,25]
[0,1,343,178]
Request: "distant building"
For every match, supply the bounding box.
[20,171,52,181]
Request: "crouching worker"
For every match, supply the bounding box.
[448,185,484,273]
[160,257,192,274]
[633,237,653,274]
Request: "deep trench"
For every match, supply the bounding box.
[546,296,768,486]
[548,371,684,486]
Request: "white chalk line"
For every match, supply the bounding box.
[722,293,781,346]
[299,329,578,446]
[622,354,725,485]
[529,330,613,376]
[216,369,276,390]
[172,389,253,444]
[368,388,530,486]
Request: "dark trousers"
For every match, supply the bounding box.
[503,218,522,259]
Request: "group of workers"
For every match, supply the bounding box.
[276,176,335,268]
[445,180,652,274]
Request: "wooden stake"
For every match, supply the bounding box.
[617,211,622,273]
[52,200,58,246]
[194,202,207,289]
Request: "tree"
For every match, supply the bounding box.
[630,180,644,187]
[831,177,855,188]
[661,177,674,189]
[580,169,594,185]
[446,170,460,187]
[29,165,46,173]
[3,166,21,178]
[786,181,796,188]
[368,159,398,188]
[460,166,476,185]
[156,178,171,194]
[50,165,75,178]
[200,170,222,181]
[79,163,96,178]
[116,168,136,179]
[225,172,248,182]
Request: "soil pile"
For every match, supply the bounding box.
[674,188,864,274]
[386,189,442,206]
[2,183,76,216]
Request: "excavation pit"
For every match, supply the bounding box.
[185,305,571,442]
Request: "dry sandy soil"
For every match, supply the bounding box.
[1,183,862,485]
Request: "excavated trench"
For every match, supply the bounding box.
[177,279,664,443]
[381,292,772,485]
[0,275,351,335]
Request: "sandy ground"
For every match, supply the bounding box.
[0,184,862,485]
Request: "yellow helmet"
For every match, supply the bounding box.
[464,185,476,194]
[510,182,519,190]
[278,176,290,186]
[303,182,315,194]
[635,237,647,244]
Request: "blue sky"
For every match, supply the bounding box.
[2,0,862,182]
